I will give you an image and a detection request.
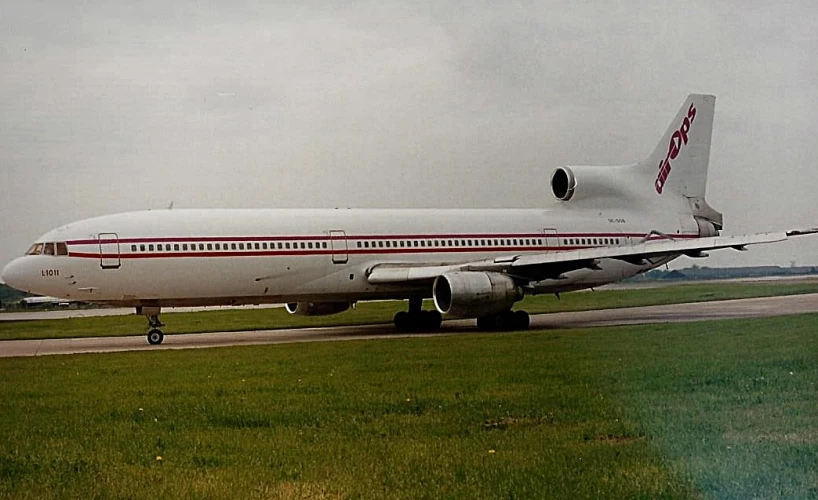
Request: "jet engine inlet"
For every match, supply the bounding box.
[433,272,522,318]
[551,167,576,201]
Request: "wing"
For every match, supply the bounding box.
[366,229,818,285]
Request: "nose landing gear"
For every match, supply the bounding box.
[138,306,165,345]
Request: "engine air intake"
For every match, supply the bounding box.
[551,167,576,201]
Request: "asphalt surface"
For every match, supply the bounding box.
[1,293,817,358]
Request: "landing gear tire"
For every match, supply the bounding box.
[476,310,530,331]
[394,311,409,330]
[513,310,530,330]
[393,309,442,331]
[147,329,164,345]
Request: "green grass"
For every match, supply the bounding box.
[1,280,818,341]
[1,314,817,498]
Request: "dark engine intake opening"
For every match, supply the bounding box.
[550,167,576,201]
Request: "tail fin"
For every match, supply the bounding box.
[642,94,722,230]
[644,94,715,200]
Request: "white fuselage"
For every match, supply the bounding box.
[3,206,696,307]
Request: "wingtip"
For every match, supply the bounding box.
[786,228,818,237]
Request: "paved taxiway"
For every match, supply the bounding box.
[1,293,817,358]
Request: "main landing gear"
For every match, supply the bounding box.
[476,310,530,331]
[138,306,165,345]
[393,298,443,331]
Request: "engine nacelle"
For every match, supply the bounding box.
[285,301,350,316]
[550,165,634,204]
[432,272,522,318]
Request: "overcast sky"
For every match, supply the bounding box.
[1,0,816,271]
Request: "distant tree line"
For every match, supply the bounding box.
[629,265,818,282]
[0,283,29,309]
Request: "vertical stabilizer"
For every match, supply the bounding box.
[644,94,715,200]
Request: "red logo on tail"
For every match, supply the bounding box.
[655,103,696,194]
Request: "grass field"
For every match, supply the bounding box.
[2,280,818,341]
[1,313,817,498]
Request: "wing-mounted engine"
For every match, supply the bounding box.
[432,272,523,318]
[550,165,639,204]
[285,302,351,316]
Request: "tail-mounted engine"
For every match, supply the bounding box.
[549,165,634,204]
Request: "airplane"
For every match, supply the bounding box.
[2,94,816,345]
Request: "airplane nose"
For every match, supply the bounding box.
[1,258,28,292]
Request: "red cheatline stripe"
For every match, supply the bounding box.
[67,232,700,246]
[78,247,574,260]
[69,246,569,260]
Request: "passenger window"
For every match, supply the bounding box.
[131,244,137,252]
[216,243,221,250]
[300,242,305,249]
[174,244,180,251]
[322,242,327,249]
[420,241,425,247]
[385,241,391,248]
[149,244,155,251]
[308,242,313,249]
[140,244,146,251]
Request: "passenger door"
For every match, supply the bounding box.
[329,230,348,264]
[98,233,121,269]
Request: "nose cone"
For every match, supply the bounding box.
[1,258,29,292]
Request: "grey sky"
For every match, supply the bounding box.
[2,0,816,271]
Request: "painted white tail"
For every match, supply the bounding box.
[642,94,715,200]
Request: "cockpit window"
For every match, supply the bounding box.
[25,242,68,256]
[26,243,44,255]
